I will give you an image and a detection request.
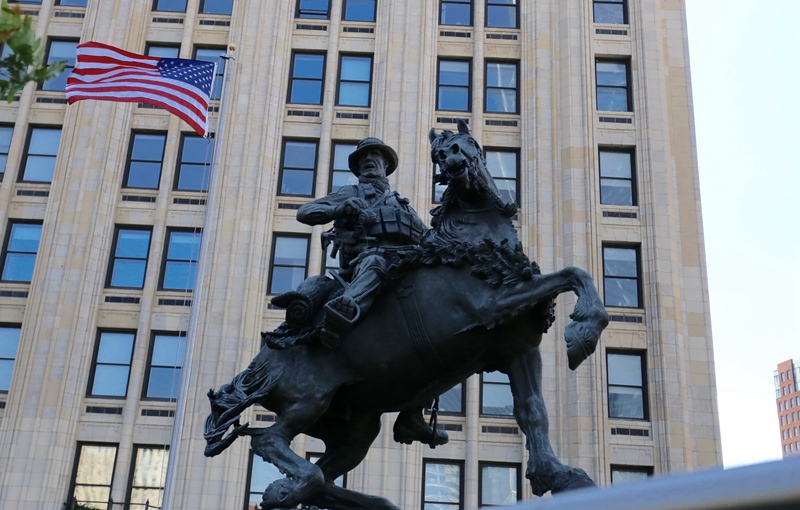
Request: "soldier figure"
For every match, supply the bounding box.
[297,137,426,341]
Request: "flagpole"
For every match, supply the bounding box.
[161,44,236,510]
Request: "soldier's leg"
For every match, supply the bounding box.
[324,254,386,329]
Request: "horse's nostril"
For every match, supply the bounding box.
[451,145,460,154]
[438,150,447,160]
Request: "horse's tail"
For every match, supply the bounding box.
[203,352,282,457]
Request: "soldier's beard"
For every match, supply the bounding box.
[359,175,390,194]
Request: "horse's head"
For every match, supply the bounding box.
[428,120,517,221]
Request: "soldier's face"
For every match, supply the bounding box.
[358,150,388,179]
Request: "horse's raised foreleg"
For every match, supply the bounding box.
[246,400,330,509]
[505,348,597,496]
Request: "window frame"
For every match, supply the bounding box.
[123,131,167,190]
[86,330,136,399]
[142,331,186,401]
[54,0,88,5]
[173,133,214,192]
[436,59,472,112]
[39,38,78,92]
[422,459,464,510]
[593,0,628,25]
[435,380,466,416]
[152,0,187,13]
[484,148,520,206]
[439,0,472,27]
[18,125,62,183]
[329,141,359,194]
[145,43,181,59]
[0,324,21,394]
[267,234,311,295]
[67,442,119,509]
[288,51,326,106]
[0,220,43,283]
[278,138,319,198]
[598,147,637,207]
[595,59,632,112]
[342,0,376,22]
[485,0,518,29]
[199,0,233,15]
[336,53,374,108]
[478,462,522,507]
[606,349,649,421]
[480,371,514,417]
[296,0,331,20]
[106,226,153,289]
[484,60,519,114]
[602,244,642,309]
[610,465,653,484]
[125,445,170,508]
[0,124,13,181]
[159,228,202,292]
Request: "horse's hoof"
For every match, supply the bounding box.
[565,322,597,370]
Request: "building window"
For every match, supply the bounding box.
[107,227,152,289]
[0,326,21,393]
[175,134,213,192]
[146,44,180,59]
[194,47,225,100]
[433,162,447,203]
[323,243,339,273]
[41,40,77,91]
[19,126,62,183]
[596,60,631,112]
[247,451,282,509]
[599,148,636,206]
[296,0,330,19]
[602,245,641,308]
[440,0,471,26]
[289,53,325,105]
[1,222,42,282]
[337,55,373,107]
[161,230,201,291]
[485,61,517,113]
[438,381,464,415]
[279,140,318,197]
[610,465,652,484]
[423,460,463,510]
[200,0,232,14]
[68,443,118,508]
[56,0,88,5]
[343,0,376,22]
[124,132,166,189]
[486,0,517,28]
[437,60,471,112]
[481,371,514,416]
[268,235,309,295]
[0,125,13,181]
[607,350,648,420]
[594,0,627,24]
[330,142,358,193]
[127,446,169,508]
[87,331,135,398]
[153,0,187,12]
[485,149,519,206]
[479,463,520,506]
[143,333,186,400]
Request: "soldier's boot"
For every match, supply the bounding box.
[322,267,383,344]
[393,408,449,447]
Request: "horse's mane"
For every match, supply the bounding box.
[429,130,517,229]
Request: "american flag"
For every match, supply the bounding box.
[66,41,216,137]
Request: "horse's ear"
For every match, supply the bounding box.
[428,127,437,144]
[456,119,470,135]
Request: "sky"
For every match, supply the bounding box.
[684,0,800,467]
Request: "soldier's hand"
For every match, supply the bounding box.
[338,197,371,218]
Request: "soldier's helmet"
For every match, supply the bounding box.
[348,137,399,176]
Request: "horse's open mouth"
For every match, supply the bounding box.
[446,160,468,179]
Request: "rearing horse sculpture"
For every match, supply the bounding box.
[204,120,609,510]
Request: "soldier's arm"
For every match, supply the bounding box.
[296,186,359,226]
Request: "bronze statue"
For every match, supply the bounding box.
[204,121,609,510]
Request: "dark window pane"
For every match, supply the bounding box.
[604,277,639,307]
[22,128,61,183]
[127,162,162,189]
[151,335,186,367]
[439,61,469,85]
[596,62,628,85]
[201,0,233,14]
[284,142,317,169]
[609,386,644,419]
[7,224,42,252]
[597,87,629,111]
[274,237,308,266]
[147,45,180,59]
[42,40,77,91]
[600,179,633,206]
[92,365,130,396]
[280,169,315,195]
[110,260,147,288]
[194,48,225,99]
[154,0,187,12]
[441,3,471,26]
[424,463,461,503]
[487,4,516,28]
[344,0,375,21]
[604,247,637,277]
[608,353,643,386]
[599,150,632,178]
[116,230,151,259]
[146,367,181,398]
[480,465,518,506]
[486,89,516,113]
[57,0,88,5]
[594,3,625,24]
[298,0,330,19]
[438,383,463,413]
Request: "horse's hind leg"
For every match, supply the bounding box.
[504,347,596,496]
[248,400,330,509]
[308,413,400,510]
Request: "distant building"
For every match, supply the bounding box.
[0,1,721,509]
[775,359,800,456]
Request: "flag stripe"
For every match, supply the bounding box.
[66,41,213,136]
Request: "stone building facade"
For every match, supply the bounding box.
[0,0,721,509]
